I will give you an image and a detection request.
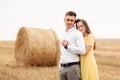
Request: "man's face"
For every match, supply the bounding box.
[64,15,76,29]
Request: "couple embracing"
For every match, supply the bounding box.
[59,11,99,80]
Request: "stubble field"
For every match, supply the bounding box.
[0,39,120,80]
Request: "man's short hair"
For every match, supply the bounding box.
[65,11,76,18]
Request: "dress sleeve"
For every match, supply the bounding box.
[85,33,95,47]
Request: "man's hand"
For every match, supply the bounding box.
[61,40,69,46]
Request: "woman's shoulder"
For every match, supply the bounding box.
[85,33,95,41]
[87,33,95,38]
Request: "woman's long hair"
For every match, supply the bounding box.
[76,19,96,50]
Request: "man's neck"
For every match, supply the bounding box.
[66,26,74,32]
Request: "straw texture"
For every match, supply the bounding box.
[0,65,59,80]
[15,27,60,66]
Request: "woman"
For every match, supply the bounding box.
[76,19,99,80]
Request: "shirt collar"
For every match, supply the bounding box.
[66,27,75,32]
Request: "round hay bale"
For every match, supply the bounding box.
[15,27,60,66]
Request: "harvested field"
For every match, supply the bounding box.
[0,39,120,80]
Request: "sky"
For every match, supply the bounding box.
[0,0,120,40]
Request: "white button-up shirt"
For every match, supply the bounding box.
[60,27,86,64]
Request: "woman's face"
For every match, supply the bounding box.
[76,21,86,34]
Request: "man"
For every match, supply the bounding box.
[59,11,86,80]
